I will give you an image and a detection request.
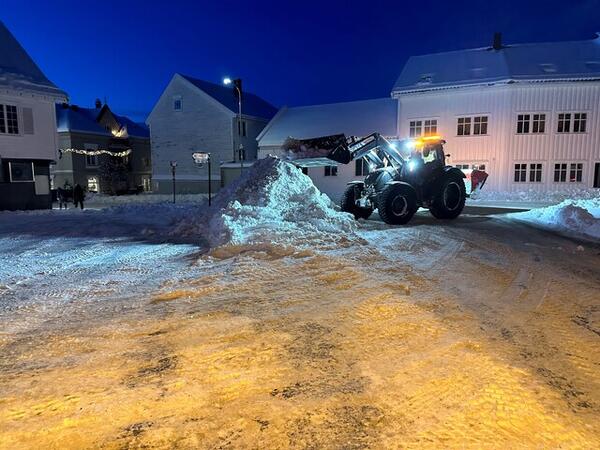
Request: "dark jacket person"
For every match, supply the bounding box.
[73,184,85,210]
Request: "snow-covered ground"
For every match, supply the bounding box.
[511,198,600,242]
[84,192,207,206]
[470,186,599,204]
[2,157,600,448]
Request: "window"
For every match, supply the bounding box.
[557,113,571,133]
[0,104,19,134]
[569,163,583,182]
[355,159,370,176]
[514,163,527,182]
[423,119,437,135]
[9,161,34,182]
[324,165,338,177]
[554,163,567,182]
[573,113,587,133]
[594,163,600,188]
[86,155,98,167]
[457,117,471,136]
[173,96,182,111]
[87,176,99,192]
[473,116,488,135]
[455,164,470,170]
[531,114,545,133]
[517,114,530,134]
[529,163,542,182]
[409,120,422,137]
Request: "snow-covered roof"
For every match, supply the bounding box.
[56,104,149,138]
[257,98,398,147]
[179,74,278,120]
[393,34,600,94]
[0,20,67,98]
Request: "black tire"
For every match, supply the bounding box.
[378,183,418,225]
[340,184,373,220]
[429,173,466,220]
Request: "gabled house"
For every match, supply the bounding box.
[0,20,67,210]
[146,73,277,193]
[53,101,151,194]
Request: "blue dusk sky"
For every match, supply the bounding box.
[3,0,599,121]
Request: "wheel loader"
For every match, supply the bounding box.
[282,133,488,225]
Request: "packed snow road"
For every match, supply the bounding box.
[1,206,599,449]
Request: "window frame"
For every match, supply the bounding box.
[472,116,488,135]
[557,113,571,133]
[569,162,583,183]
[409,120,423,138]
[324,165,338,177]
[8,161,35,183]
[529,163,543,183]
[513,163,528,183]
[0,104,20,135]
[173,96,183,111]
[554,163,567,182]
[573,113,587,133]
[457,117,472,136]
[516,114,531,134]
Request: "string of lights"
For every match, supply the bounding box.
[58,148,132,157]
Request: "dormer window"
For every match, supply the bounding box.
[539,63,557,73]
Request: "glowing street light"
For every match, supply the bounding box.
[223,76,244,174]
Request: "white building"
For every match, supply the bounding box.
[393,33,600,193]
[257,98,397,202]
[258,33,600,200]
[0,21,67,210]
[146,74,277,193]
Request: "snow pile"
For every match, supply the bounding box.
[512,198,600,241]
[471,187,599,203]
[172,156,355,247]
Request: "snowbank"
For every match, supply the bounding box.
[512,198,600,241]
[471,187,599,204]
[172,156,355,247]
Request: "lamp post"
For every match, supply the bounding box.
[169,160,177,203]
[223,77,244,174]
[192,152,212,206]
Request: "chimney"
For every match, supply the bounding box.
[95,98,102,109]
[493,32,502,50]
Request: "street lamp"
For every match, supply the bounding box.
[223,77,244,174]
[169,160,177,203]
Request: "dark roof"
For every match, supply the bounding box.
[393,34,600,93]
[179,74,278,120]
[112,113,150,138]
[56,104,149,138]
[0,20,67,98]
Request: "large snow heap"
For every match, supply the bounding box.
[513,198,600,242]
[173,156,355,247]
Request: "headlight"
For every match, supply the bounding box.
[408,160,417,171]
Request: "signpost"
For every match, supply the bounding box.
[169,161,177,203]
[192,152,212,206]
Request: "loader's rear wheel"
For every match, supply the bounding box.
[429,173,466,220]
[340,184,373,220]
[378,183,418,225]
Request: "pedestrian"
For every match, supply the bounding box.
[73,184,85,210]
[57,187,68,210]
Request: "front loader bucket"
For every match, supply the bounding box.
[282,134,353,165]
[470,169,488,194]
